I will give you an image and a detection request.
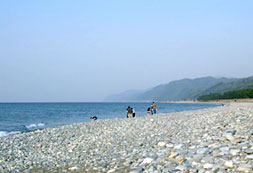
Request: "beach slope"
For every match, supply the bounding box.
[0,103,252,172]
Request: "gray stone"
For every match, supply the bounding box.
[175,165,187,171]
[197,148,209,154]
[244,149,253,154]
[237,164,252,172]
[192,154,204,162]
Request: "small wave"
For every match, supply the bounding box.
[37,123,45,127]
[25,123,45,130]
[0,131,20,137]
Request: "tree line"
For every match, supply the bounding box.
[198,88,253,101]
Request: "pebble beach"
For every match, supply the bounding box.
[0,102,253,172]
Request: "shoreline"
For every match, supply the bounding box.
[0,102,220,138]
[0,102,252,172]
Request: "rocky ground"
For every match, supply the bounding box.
[0,103,252,172]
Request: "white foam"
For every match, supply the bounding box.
[0,131,20,137]
[26,124,37,129]
[26,123,45,130]
[0,131,8,137]
[37,123,45,127]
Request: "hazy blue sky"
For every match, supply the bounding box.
[0,0,252,102]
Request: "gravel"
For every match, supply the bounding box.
[0,102,252,172]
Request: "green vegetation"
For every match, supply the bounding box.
[198,76,253,96]
[198,89,253,101]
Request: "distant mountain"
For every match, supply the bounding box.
[137,77,236,101]
[198,76,253,96]
[105,76,239,101]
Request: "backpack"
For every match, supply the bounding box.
[127,107,133,113]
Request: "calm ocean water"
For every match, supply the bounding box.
[0,102,220,137]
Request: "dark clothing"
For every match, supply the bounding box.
[126,107,133,118]
[90,116,97,120]
[127,107,133,114]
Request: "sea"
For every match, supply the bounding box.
[0,102,220,137]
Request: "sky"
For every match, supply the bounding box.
[0,0,253,102]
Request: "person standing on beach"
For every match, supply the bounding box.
[132,108,136,117]
[152,102,157,114]
[150,104,154,115]
[126,106,133,118]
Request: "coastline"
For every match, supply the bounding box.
[0,102,252,172]
[0,102,218,138]
[161,98,253,104]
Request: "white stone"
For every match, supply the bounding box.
[203,163,213,169]
[142,158,153,165]
[203,133,208,138]
[174,144,183,149]
[225,133,235,141]
[158,141,166,147]
[192,161,198,166]
[246,154,253,159]
[107,169,116,173]
[224,160,233,168]
[166,143,174,148]
[68,166,79,171]
[230,149,240,156]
